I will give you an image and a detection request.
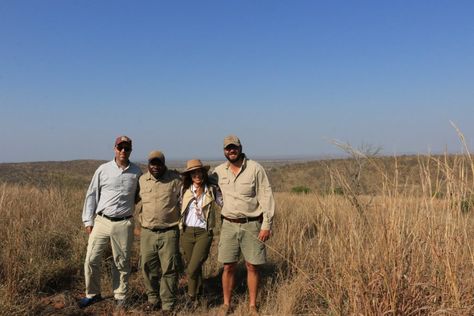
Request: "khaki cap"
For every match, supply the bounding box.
[148,150,165,163]
[223,135,241,148]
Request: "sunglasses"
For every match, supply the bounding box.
[224,145,240,151]
[116,145,132,152]
[190,169,204,177]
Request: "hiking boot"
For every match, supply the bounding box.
[78,294,102,308]
[249,305,259,316]
[216,304,230,316]
[183,295,198,310]
[144,301,160,312]
[161,309,175,316]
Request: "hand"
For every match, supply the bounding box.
[85,226,93,234]
[258,229,271,242]
[134,226,141,237]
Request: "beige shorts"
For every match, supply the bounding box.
[217,219,266,265]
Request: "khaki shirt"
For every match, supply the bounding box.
[137,169,182,229]
[213,155,275,230]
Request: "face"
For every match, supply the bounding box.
[190,169,204,186]
[148,158,166,178]
[224,144,242,163]
[114,142,132,163]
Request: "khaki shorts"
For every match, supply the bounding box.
[217,219,266,265]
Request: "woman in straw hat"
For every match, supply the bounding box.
[180,159,223,307]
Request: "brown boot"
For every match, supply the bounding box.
[249,305,259,316]
[216,304,230,316]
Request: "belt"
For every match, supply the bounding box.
[144,225,178,233]
[97,212,133,222]
[222,214,263,224]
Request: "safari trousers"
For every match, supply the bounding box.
[181,227,213,297]
[84,215,134,300]
[140,226,180,311]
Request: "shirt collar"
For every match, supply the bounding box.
[113,159,130,171]
[191,184,208,194]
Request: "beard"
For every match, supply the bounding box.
[225,152,242,163]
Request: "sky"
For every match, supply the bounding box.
[1,0,473,163]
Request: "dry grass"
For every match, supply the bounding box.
[1,153,474,315]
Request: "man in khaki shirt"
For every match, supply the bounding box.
[213,135,275,316]
[136,150,182,313]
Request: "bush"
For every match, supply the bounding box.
[291,186,311,194]
[461,199,472,213]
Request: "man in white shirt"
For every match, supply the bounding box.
[79,136,142,309]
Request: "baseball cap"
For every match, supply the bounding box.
[148,150,165,164]
[223,135,241,148]
[115,135,132,147]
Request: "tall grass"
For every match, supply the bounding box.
[258,152,474,315]
[1,152,474,314]
[0,183,86,314]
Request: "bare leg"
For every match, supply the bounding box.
[222,263,236,306]
[246,261,259,307]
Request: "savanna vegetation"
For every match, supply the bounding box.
[1,148,474,315]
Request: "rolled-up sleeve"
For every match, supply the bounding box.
[256,166,275,231]
[82,169,101,227]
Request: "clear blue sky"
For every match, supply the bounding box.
[1,0,473,162]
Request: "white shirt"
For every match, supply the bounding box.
[82,159,142,226]
[184,184,208,229]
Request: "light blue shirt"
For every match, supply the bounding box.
[82,159,142,227]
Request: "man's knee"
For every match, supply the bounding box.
[245,261,259,272]
[223,262,237,273]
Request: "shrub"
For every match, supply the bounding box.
[291,186,311,194]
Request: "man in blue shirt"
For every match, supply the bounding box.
[79,136,142,309]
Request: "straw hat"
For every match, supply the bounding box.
[182,159,210,174]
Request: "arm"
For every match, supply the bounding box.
[214,185,224,207]
[208,172,218,186]
[134,178,143,236]
[82,168,101,232]
[255,166,275,240]
[135,181,141,204]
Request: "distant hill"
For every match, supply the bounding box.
[0,155,471,195]
[266,154,473,195]
[0,160,108,188]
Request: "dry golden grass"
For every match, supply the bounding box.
[1,153,474,315]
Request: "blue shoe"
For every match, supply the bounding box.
[78,294,102,308]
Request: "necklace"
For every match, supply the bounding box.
[192,185,205,220]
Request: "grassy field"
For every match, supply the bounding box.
[1,153,474,315]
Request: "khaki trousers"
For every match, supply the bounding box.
[84,215,134,300]
[140,226,180,310]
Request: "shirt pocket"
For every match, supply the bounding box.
[140,187,153,203]
[157,184,179,205]
[236,181,255,197]
[121,173,138,192]
[218,177,231,188]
